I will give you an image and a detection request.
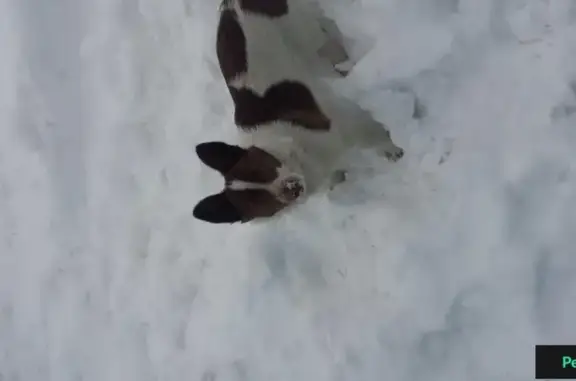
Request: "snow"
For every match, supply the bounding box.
[1,0,576,380]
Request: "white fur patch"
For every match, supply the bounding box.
[228,163,307,203]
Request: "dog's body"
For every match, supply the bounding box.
[193,0,403,224]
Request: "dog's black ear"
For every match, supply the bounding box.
[196,142,247,174]
[193,192,243,224]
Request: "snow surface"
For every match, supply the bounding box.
[1,0,576,380]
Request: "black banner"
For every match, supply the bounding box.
[535,345,576,379]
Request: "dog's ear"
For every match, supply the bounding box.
[196,142,248,174]
[193,191,243,224]
[281,110,331,131]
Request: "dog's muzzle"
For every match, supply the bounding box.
[280,177,304,202]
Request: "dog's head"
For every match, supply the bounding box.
[193,142,306,224]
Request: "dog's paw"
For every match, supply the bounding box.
[378,144,404,162]
[334,60,354,76]
[329,169,347,190]
[385,147,404,162]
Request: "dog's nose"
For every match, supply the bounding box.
[281,177,304,201]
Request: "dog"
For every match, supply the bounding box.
[193,0,404,224]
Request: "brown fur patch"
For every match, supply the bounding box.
[217,7,247,84]
[225,147,281,184]
[229,80,331,130]
[280,109,331,130]
[238,0,288,17]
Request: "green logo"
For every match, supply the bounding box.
[562,356,576,368]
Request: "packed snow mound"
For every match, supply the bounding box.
[1,0,576,380]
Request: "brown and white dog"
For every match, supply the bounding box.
[193,0,404,224]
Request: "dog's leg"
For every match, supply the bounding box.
[335,99,404,162]
[279,1,352,77]
[366,124,404,161]
[329,169,347,190]
[354,116,404,162]
[315,17,353,76]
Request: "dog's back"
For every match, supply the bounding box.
[217,0,351,173]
